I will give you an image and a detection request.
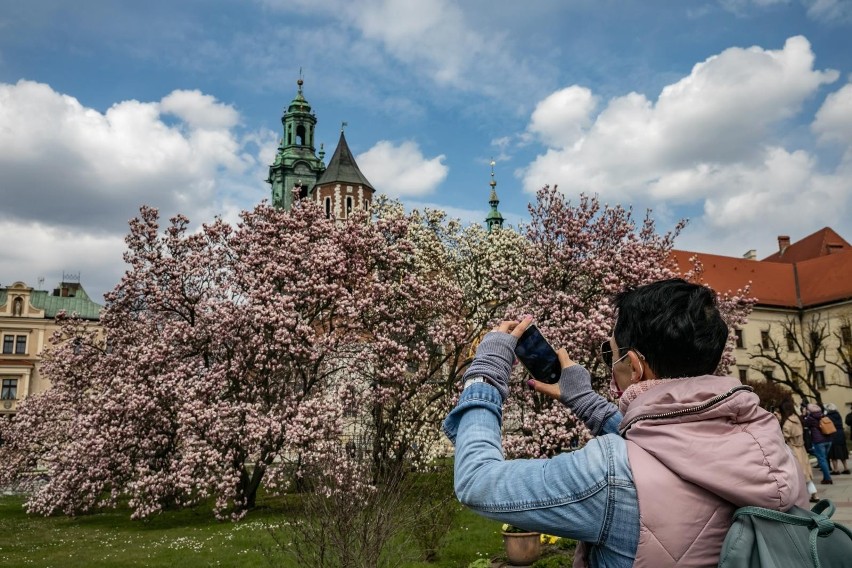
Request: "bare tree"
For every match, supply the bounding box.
[748,313,852,405]
[828,315,852,389]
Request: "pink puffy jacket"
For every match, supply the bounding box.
[618,376,806,567]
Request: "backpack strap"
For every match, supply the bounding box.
[732,500,852,568]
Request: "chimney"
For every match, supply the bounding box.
[778,235,790,253]
[743,249,757,260]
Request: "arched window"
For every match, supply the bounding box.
[325,197,332,219]
[346,196,353,217]
[296,125,306,146]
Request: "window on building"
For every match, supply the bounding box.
[809,331,821,350]
[325,197,331,219]
[762,368,774,381]
[346,196,353,217]
[0,379,17,400]
[786,331,795,351]
[816,369,826,390]
[738,368,748,382]
[2,335,26,355]
[734,329,744,348]
[841,325,852,346]
[761,331,771,349]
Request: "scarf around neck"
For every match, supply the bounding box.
[618,379,675,414]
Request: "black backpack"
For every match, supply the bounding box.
[718,499,852,568]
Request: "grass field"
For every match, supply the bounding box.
[0,493,506,567]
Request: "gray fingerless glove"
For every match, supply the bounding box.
[557,365,618,435]
[461,332,517,402]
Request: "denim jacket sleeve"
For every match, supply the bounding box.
[442,334,639,565]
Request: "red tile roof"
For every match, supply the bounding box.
[763,227,851,263]
[671,250,798,308]
[672,228,852,309]
[793,251,852,307]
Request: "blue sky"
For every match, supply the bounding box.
[2,0,852,301]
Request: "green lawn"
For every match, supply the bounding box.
[0,493,505,567]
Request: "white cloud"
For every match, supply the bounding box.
[0,80,254,231]
[813,82,852,146]
[521,36,841,196]
[718,0,852,22]
[519,35,852,257]
[0,219,126,303]
[159,89,240,130]
[349,0,482,86]
[0,80,266,300]
[527,86,598,148]
[256,0,544,101]
[357,140,448,197]
[403,200,525,229]
[804,0,852,21]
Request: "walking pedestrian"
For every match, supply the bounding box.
[803,403,834,484]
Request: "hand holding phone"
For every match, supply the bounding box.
[514,324,561,384]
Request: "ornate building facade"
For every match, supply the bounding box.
[0,280,102,416]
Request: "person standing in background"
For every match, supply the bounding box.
[846,405,852,442]
[779,398,820,502]
[803,403,834,484]
[825,402,850,474]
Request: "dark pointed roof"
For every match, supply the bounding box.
[315,131,374,189]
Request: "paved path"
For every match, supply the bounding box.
[815,467,852,525]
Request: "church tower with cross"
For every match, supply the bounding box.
[267,77,375,219]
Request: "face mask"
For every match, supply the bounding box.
[608,374,623,399]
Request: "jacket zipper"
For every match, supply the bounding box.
[619,384,754,436]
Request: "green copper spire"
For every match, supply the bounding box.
[266,76,327,210]
[485,159,505,232]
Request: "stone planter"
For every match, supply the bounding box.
[502,531,541,566]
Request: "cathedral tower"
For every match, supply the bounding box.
[267,78,327,210]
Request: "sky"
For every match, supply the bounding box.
[1,0,852,302]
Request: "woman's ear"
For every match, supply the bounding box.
[627,350,654,382]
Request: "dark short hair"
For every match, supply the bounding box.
[613,278,728,378]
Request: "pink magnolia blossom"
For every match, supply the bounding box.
[0,188,754,518]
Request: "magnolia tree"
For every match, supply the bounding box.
[500,187,755,458]
[0,202,475,519]
[0,187,755,519]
